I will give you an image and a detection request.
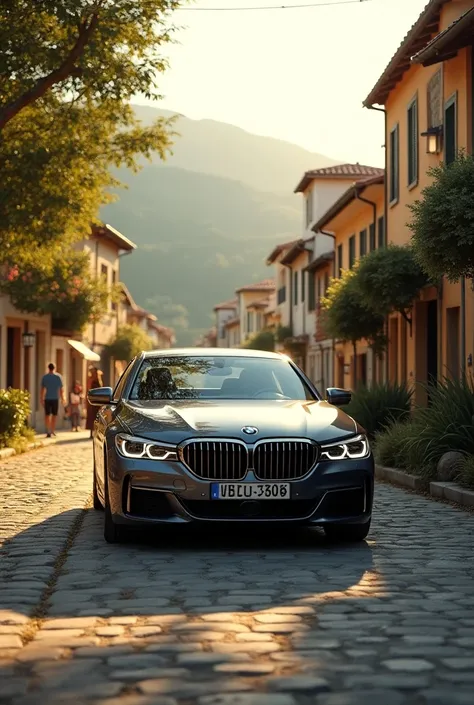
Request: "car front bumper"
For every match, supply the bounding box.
[106,443,374,527]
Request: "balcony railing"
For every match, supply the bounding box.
[277,286,286,305]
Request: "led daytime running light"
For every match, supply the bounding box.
[115,434,177,461]
[320,434,369,461]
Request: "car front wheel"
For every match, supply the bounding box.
[324,520,371,543]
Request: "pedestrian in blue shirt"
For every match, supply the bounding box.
[41,363,65,438]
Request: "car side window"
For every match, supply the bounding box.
[112,360,135,402]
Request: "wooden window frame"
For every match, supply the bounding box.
[407,95,419,189]
[389,123,400,206]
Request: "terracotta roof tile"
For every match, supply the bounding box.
[236,279,275,293]
[295,164,384,193]
[411,5,474,66]
[266,239,300,264]
[213,298,238,311]
[363,0,445,106]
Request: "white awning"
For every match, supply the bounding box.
[67,339,101,362]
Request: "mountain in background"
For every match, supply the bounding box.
[101,105,342,345]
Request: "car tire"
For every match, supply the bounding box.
[324,520,371,543]
[92,462,103,511]
[103,455,126,544]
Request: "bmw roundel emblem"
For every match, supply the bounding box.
[242,426,258,435]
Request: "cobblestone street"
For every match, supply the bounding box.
[1,438,474,705]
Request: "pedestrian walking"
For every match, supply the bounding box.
[68,381,83,432]
[86,365,104,438]
[40,363,65,438]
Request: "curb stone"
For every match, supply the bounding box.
[0,430,85,460]
[430,481,474,508]
[375,464,427,491]
[0,436,57,460]
[375,464,474,511]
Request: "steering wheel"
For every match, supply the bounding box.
[252,389,290,399]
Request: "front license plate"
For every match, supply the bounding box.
[211,483,291,500]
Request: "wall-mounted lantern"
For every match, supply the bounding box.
[22,331,36,348]
[343,362,351,376]
[421,125,443,155]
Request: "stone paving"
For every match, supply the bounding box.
[1,439,474,705]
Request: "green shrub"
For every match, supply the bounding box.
[403,377,474,479]
[458,455,474,490]
[275,325,292,343]
[373,420,413,469]
[374,376,474,481]
[0,388,32,448]
[242,330,275,352]
[344,382,413,440]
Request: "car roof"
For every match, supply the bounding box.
[142,347,287,360]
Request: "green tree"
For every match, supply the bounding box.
[321,268,386,386]
[242,330,275,352]
[0,0,180,253]
[0,0,180,130]
[0,246,116,332]
[105,324,154,362]
[355,244,428,334]
[1,100,173,252]
[408,151,474,281]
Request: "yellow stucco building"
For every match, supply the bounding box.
[362,0,474,402]
[312,175,385,390]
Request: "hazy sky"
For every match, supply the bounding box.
[136,0,428,168]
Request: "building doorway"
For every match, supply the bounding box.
[7,327,21,389]
[427,300,438,403]
[446,306,460,379]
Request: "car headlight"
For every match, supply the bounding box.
[320,434,370,461]
[115,434,178,461]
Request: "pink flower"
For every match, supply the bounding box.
[7,266,19,281]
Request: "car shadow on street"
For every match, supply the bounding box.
[0,509,376,703]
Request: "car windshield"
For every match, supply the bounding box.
[129,355,316,401]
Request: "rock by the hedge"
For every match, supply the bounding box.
[437,451,465,482]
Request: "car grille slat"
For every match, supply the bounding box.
[182,440,247,481]
[253,440,317,481]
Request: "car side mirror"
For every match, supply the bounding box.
[87,387,113,406]
[326,387,351,407]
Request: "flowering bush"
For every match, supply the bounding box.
[0,389,31,448]
[1,247,118,333]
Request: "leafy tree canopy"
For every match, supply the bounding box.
[0,0,180,129]
[0,245,116,332]
[0,0,179,253]
[106,324,154,362]
[1,99,173,252]
[321,268,386,354]
[408,151,474,281]
[355,244,427,325]
[242,330,275,352]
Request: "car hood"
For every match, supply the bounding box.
[117,399,358,445]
